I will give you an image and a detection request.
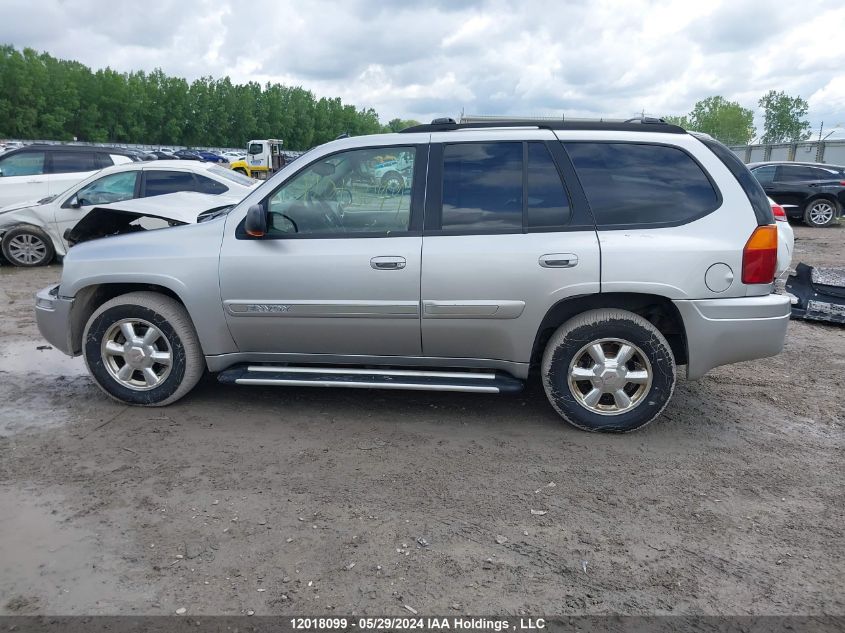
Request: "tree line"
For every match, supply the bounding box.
[663,91,812,146]
[0,44,817,150]
[0,45,420,150]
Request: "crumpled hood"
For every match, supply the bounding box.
[89,191,241,223]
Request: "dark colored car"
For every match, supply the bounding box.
[194,150,227,164]
[172,149,204,161]
[148,150,177,160]
[748,161,845,227]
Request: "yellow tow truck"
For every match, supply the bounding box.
[229,139,286,180]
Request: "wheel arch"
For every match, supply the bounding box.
[530,293,688,369]
[67,282,189,356]
[806,193,841,209]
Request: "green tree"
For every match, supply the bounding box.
[689,96,754,145]
[664,97,754,145]
[384,118,421,133]
[758,90,811,143]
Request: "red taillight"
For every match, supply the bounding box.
[742,225,778,284]
[771,203,787,221]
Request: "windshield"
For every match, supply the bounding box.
[209,165,258,187]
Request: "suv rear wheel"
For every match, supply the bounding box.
[82,292,205,406]
[804,198,837,227]
[541,309,676,432]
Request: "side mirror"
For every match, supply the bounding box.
[70,196,82,208]
[244,204,267,237]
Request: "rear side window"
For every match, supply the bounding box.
[144,171,199,197]
[697,136,773,225]
[526,142,571,227]
[194,175,228,194]
[564,142,719,227]
[442,142,522,230]
[49,151,99,173]
[440,141,572,231]
[776,165,836,182]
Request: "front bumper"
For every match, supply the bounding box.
[673,294,791,379]
[35,284,75,356]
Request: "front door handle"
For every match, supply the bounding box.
[539,253,578,268]
[371,256,406,270]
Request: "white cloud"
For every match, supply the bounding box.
[1,0,843,130]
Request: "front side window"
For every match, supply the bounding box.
[0,151,46,176]
[50,151,98,174]
[72,171,138,206]
[265,146,415,236]
[248,143,263,155]
[565,142,719,227]
[751,165,776,184]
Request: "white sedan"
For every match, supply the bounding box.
[0,161,258,266]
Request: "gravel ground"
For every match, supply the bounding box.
[0,225,842,616]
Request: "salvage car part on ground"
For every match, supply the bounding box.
[785,262,845,324]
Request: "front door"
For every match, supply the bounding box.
[420,133,601,364]
[219,143,427,357]
[54,170,140,250]
[0,150,48,207]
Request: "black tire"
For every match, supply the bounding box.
[803,198,838,227]
[82,292,205,406]
[1,225,55,267]
[541,308,676,433]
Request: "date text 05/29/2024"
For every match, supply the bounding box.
[290,618,547,631]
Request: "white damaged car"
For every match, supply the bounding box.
[0,161,257,266]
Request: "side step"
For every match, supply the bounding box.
[217,365,524,394]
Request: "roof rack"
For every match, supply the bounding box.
[400,116,685,134]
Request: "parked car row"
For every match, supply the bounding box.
[0,160,258,266]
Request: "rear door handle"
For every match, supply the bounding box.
[539,253,578,268]
[371,256,406,270]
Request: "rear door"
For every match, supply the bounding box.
[420,130,600,364]
[47,150,101,195]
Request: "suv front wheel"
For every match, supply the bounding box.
[82,292,205,406]
[541,309,676,432]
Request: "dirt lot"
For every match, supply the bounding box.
[0,225,843,616]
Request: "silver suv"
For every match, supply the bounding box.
[35,119,791,432]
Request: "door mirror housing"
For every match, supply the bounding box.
[70,196,82,208]
[244,204,267,237]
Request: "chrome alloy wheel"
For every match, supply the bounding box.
[7,233,48,265]
[567,338,653,415]
[808,201,835,226]
[101,319,172,390]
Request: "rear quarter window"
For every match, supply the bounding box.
[564,142,720,228]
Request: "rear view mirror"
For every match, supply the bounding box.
[244,204,267,237]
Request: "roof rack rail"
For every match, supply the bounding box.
[400,117,685,134]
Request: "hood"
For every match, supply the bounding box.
[90,191,241,223]
[0,197,51,215]
[64,191,240,247]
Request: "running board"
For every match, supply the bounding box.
[217,365,524,394]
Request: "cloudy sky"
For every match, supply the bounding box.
[3,0,845,137]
